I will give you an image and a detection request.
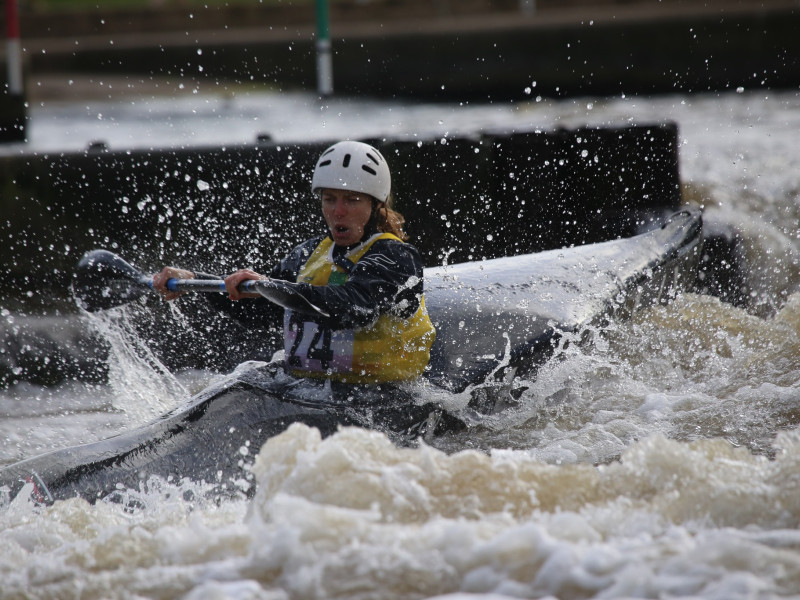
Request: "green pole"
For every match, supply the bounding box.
[315,0,333,96]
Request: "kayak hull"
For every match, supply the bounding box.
[0,363,461,505]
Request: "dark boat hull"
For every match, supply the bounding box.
[0,209,703,506]
[0,363,462,505]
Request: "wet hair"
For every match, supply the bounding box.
[374,194,408,241]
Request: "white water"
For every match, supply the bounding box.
[3,86,800,599]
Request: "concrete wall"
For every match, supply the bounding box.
[0,124,680,311]
[1,122,688,385]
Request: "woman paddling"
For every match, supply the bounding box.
[153,140,436,384]
[0,150,448,507]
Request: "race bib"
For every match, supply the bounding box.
[283,311,355,374]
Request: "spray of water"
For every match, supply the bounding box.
[81,303,191,425]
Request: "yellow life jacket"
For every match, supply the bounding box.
[283,233,435,383]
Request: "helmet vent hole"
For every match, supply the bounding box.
[362,165,377,175]
[365,152,381,164]
[318,159,332,167]
[342,153,352,167]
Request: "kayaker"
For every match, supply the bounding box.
[153,140,436,384]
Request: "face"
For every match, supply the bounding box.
[321,188,374,246]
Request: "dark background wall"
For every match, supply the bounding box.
[1,124,680,311]
[3,0,798,102]
[0,123,688,386]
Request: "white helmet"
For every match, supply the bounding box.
[311,141,391,202]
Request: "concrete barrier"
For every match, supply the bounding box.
[0,123,690,384]
[0,123,680,304]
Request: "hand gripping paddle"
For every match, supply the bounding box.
[73,249,329,317]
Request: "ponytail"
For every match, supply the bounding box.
[375,194,408,241]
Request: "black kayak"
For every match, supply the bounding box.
[0,209,703,506]
[0,362,464,505]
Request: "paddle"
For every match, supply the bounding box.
[73,249,330,317]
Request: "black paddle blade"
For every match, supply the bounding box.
[72,249,151,312]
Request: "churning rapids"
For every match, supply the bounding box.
[3,86,800,600]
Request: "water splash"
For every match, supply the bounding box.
[81,304,191,424]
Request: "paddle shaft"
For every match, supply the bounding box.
[153,277,260,295]
[152,276,329,317]
[74,249,329,316]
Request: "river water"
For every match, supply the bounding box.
[3,85,800,599]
